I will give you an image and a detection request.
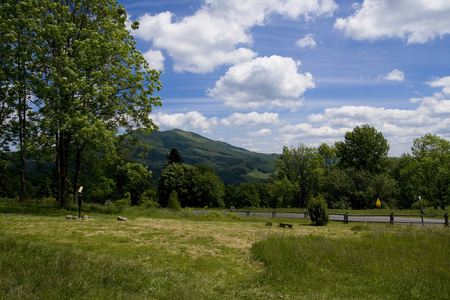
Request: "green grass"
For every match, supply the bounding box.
[252,227,450,299]
[0,201,449,299]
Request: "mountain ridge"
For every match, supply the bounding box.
[132,129,277,185]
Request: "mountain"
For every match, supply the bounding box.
[132,129,277,185]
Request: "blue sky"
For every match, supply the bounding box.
[122,0,450,156]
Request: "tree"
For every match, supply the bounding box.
[0,0,39,202]
[167,148,183,165]
[27,0,161,208]
[237,183,260,208]
[157,163,225,208]
[317,143,336,175]
[275,145,323,207]
[411,134,450,209]
[192,165,224,208]
[267,176,296,208]
[167,190,182,212]
[307,195,329,226]
[335,124,390,174]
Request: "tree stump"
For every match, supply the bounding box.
[66,215,73,219]
[82,215,88,221]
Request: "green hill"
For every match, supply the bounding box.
[132,129,277,185]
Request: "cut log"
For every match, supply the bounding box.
[117,216,127,221]
[82,215,88,221]
[66,215,73,219]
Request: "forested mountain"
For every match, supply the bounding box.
[132,129,277,185]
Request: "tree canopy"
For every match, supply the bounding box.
[1,0,162,208]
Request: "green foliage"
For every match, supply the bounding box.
[274,144,324,207]
[167,190,181,212]
[2,0,162,208]
[138,190,159,209]
[335,124,390,174]
[307,195,329,226]
[157,163,224,208]
[238,182,261,208]
[115,192,131,208]
[166,148,183,165]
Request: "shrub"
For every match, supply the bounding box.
[167,190,182,212]
[115,192,131,207]
[307,195,329,226]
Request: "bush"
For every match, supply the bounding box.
[307,195,329,226]
[167,190,182,212]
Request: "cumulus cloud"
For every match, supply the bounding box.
[132,0,337,73]
[142,49,165,71]
[296,34,317,48]
[208,55,315,110]
[334,0,450,44]
[151,111,218,133]
[247,128,272,137]
[383,69,405,82]
[220,112,281,127]
[277,77,450,155]
[427,76,450,96]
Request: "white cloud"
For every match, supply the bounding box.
[278,80,450,156]
[151,111,218,133]
[296,34,317,48]
[220,111,281,127]
[247,128,272,137]
[132,0,337,73]
[208,55,315,110]
[427,76,450,96]
[142,49,165,71]
[335,0,450,44]
[383,69,405,82]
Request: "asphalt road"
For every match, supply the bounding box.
[201,210,448,226]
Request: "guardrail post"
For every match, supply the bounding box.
[230,206,234,212]
[304,211,308,219]
[445,213,448,227]
[272,210,276,218]
[344,212,348,224]
[246,210,250,216]
[390,212,394,225]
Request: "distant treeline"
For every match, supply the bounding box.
[2,123,449,210]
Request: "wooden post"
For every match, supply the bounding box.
[305,211,309,219]
[246,210,250,216]
[230,206,234,212]
[445,213,448,227]
[390,212,394,225]
[344,212,348,224]
[272,211,276,218]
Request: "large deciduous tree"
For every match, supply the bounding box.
[274,145,323,207]
[333,125,396,209]
[411,134,450,209]
[1,0,39,202]
[335,124,389,174]
[27,0,161,208]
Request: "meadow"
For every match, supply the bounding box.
[0,202,449,299]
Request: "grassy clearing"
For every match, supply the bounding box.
[0,204,449,299]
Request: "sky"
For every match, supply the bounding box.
[121,0,450,156]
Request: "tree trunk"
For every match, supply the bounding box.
[18,35,27,203]
[73,139,84,204]
[57,131,71,209]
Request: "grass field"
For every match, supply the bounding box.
[0,202,449,299]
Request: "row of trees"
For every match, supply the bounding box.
[1,0,162,208]
[156,126,450,210]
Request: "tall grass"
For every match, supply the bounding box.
[251,226,450,299]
